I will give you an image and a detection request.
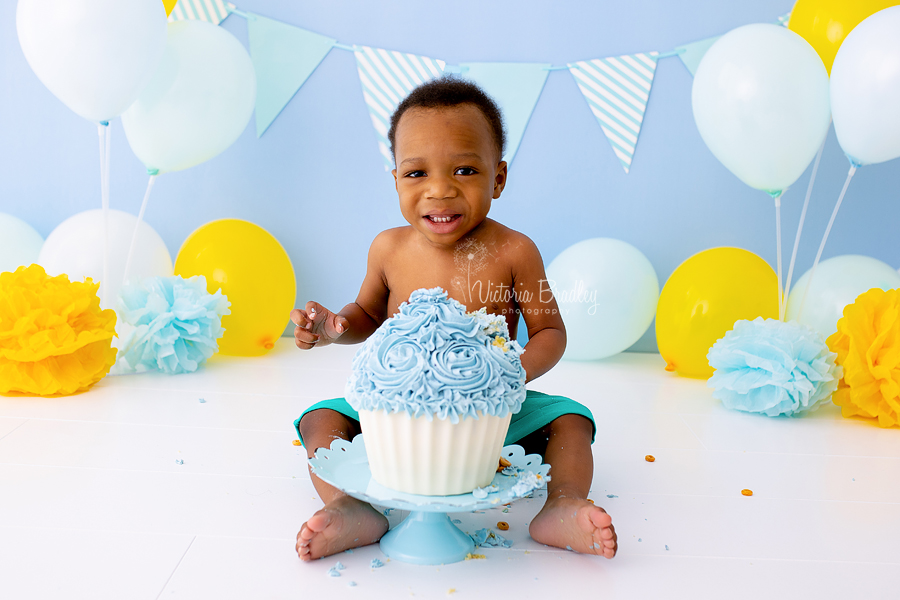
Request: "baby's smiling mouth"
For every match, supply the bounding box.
[425,214,460,223]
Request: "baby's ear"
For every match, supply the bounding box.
[493,161,508,198]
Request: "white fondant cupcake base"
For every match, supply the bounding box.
[358,409,513,496]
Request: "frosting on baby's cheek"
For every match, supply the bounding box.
[345,287,526,421]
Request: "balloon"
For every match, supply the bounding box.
[16,0,166,123]
[174,220,295,356]
[788,0,899,74]
[656,248,778,378]
[163,0,177,17]
[785,255,900,340]
[0,213,43,273]
[38,209,173,310]
[830,6,900,166]
[692,24,831,194]
[545,238,659,361]
[122,20,256,174]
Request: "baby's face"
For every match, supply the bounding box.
[392,104,507,248]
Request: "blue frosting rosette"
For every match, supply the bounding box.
[346,287,526,422]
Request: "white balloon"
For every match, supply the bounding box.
[38,209,173,309]
[0,213,44,273]
[122,20,256,174]
[546,238,659,361]
[831,6,900,166]
[785,255,900,340]
[692,24,831,193]
[16,0,167,123]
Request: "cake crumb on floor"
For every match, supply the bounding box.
[465,553,486,560]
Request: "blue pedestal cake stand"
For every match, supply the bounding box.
[309,435,550,565]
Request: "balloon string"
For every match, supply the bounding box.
[98,123,110,308]
[797,164,857,321]
[774,192,784,321]
[122,175,157,290]
[784,135,825,320]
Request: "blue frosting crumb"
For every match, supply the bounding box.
[606,494,618,498]
[335,561,345,570]
[348,581,357,587]
[175,459,184,465]
[327,568,341,577]
[199,398,206,403]
[371,559,384,569]
[346,288,526,421]
[471,528,512,548]
[665,545,669,551]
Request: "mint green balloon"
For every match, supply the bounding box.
[0,213,43,273]
[122,20,256,174]
[546,238,659,361]
[692,24,830,194]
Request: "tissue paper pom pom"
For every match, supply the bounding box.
[115,275,230,374]
[827,288,900,428]
[707,318,841,416]
[0,265,117,396]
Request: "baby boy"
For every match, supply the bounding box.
[291,77,617,561]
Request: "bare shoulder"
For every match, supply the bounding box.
[484,220,543,270]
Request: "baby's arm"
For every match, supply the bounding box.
[510,236,566,382]
[291,232,392,349]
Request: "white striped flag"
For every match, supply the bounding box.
[568,53,659,173]
[168,0,235,25]
[353,46,446,169]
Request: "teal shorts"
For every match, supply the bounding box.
[293,390,595,447]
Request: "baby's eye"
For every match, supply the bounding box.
[405,170,426,178]
[455,167,477,176]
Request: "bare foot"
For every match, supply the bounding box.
[296,495,389,561]
[529,494,617,558]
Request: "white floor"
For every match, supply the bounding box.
[0,340,897,600]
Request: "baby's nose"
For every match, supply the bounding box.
[425,174,457,199]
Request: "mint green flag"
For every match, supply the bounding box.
[457,62,551,165]
[676,36,721,77]
[247,14,336,137]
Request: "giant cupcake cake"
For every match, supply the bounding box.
[346,287,526,495]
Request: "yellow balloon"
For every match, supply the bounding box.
[656,248,778,379]
[789,0,900,74]
[175,219,296,357]
[163,0,178,17]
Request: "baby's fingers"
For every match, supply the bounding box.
[294,322,320,349]
[290,308,310,327]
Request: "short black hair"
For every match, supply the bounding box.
[388,76,506,163]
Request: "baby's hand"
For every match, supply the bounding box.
[290,301,349,349]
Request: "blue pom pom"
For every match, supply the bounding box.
[707,318,842,417]
[115,275,230,374]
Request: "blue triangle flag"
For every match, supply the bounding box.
[675,36,721,77]
[247,14,336,137]
[456,62,551,165]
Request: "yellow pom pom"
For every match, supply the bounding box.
[827,288,900,428]
[0,265,117,396]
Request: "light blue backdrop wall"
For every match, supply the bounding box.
[2,0,899,351]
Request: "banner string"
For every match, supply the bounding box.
[225,8,687,69]
[772,191,784,321]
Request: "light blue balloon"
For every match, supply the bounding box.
[692,24,830,193]
[785,255,900,340]
[122,20,256,174]
[0,213,43,274]
[546,238,659,361]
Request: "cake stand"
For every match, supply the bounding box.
[309,435,550,565]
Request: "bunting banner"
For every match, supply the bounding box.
[354,46,446,169]
[457,63,551,165]
[247,15,336,137]
[675,36,721,77]
[164,4,796,175]
[568,53,659,173]
[168,0,234,25]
